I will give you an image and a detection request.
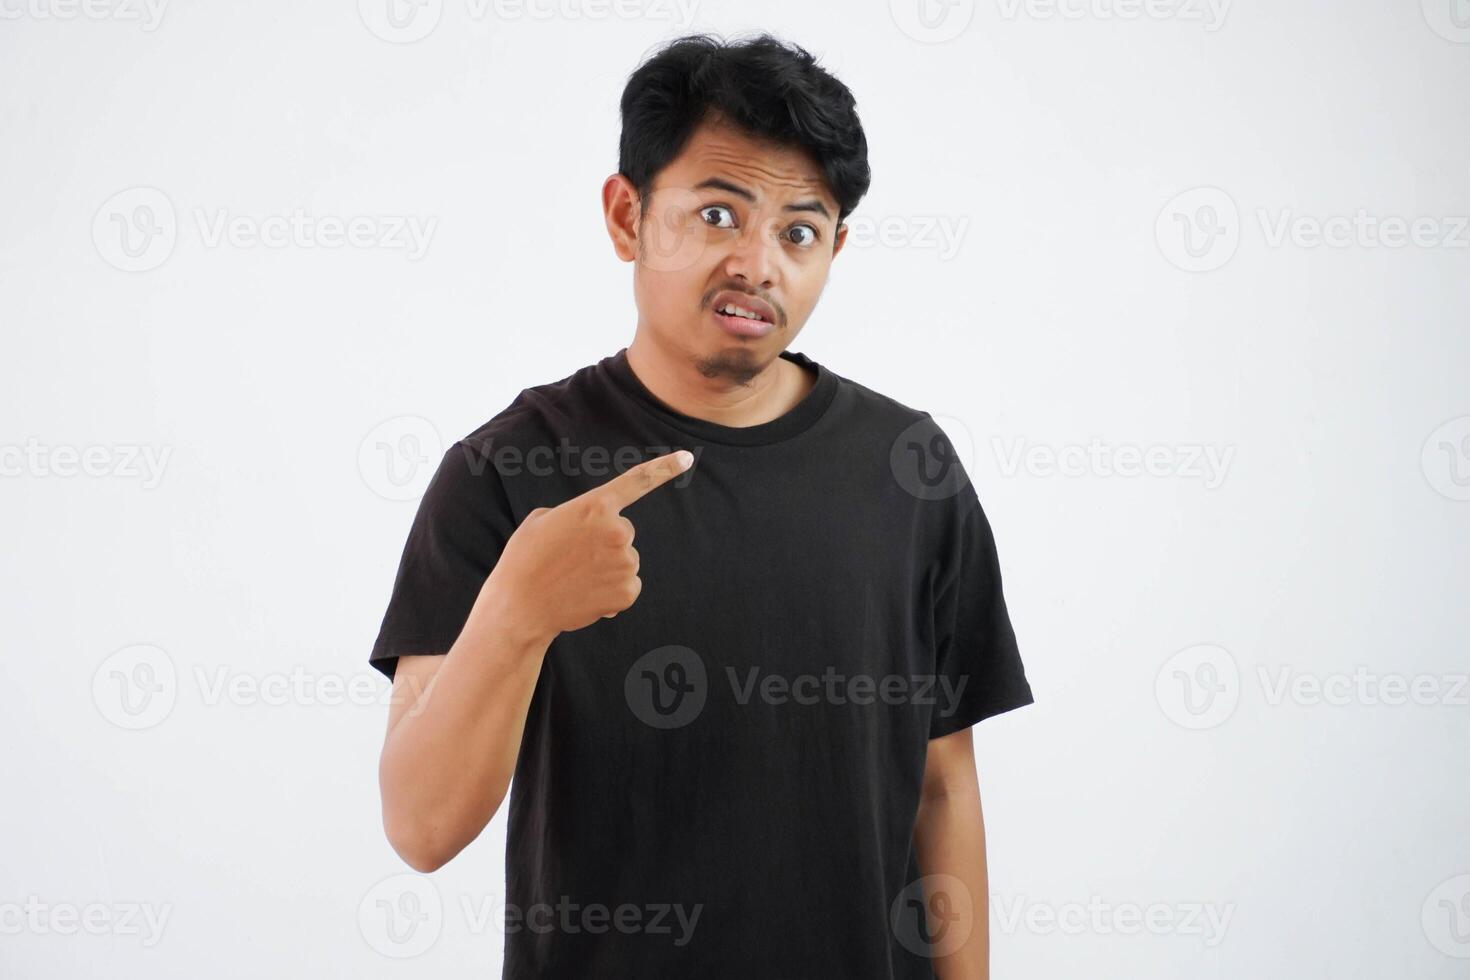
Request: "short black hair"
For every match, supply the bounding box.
[618,32,871,228]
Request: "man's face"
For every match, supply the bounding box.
[610,116,847,384]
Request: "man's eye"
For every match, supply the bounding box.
[699,205,735,229]
[787,224,819,247]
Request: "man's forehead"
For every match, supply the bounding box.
[657,122,834,208]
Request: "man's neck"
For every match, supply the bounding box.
[624,334,816,429]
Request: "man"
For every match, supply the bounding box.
[371,32,1033,979]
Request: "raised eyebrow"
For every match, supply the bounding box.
[784,199,832,222]
[693,177,833,223]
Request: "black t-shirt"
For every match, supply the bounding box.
[369,347,1034,978]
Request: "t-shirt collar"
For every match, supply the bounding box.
[603,346,838,447]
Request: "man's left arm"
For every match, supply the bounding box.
[912,726,989,980]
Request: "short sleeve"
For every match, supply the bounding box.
[927,486,1034,738]
[368,439,518,682]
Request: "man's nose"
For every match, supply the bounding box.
[722,217,781,289]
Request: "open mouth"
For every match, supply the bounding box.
[709,291,777,338]
[711,304,773,338]
[713,301,770,324]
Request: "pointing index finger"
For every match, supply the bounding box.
[595,449,694,511]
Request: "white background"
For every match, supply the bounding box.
[2,0,1467,976]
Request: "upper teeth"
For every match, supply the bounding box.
[720,303,763,320]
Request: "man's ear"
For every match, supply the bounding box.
[831,221,848,260]
[602,173,640,263]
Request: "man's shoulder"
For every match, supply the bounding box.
[826,360,941,434]
[843,376,929,422]
[456,357,609,455]
[826,360,982,519]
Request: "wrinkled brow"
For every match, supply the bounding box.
[693,177,833,222]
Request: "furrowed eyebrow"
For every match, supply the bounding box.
[693,177,833,222]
